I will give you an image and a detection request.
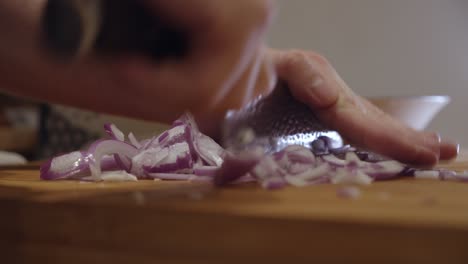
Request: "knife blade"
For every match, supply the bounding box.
[222,81,344,153]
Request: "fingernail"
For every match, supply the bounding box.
[442,138,459,150]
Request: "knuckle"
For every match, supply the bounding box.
[307,51,331,67]
[281,50,331,70]
[287,50,309,61]
[278,50,336,84]
[281,50,309,69]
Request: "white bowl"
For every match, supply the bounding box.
[368,95,451,131]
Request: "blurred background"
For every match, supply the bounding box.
[0,0,466,161]
[268,0,468,146]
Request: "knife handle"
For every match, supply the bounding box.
[41,0,189,61]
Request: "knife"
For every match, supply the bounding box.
[222,82,344,153]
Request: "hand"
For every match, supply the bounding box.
[0,0,276,135]
[268,49,459,166]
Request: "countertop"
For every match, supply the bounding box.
[1,152,468,263]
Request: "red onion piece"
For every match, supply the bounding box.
[331,167,373,185]
[214,149,263,186]
[87,139,138,179]
[321,154,347,167]
[99,170,138,182]
[195,133,225,166]
[104,123,125,141]
[450,172,468,182]
[282,145,316,164]
[414,170,440,180]
[113,154,132,172]
[103,123,134,172]
[284,163,331,187]
[40,151,90,180]
[365,160,405,180]
[194,166,219,177]
[138,142,194,174]
[128,132,141,149]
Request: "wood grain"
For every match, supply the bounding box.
[1,153,468,263]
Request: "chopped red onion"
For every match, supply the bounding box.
[143,142,194,173]
[331,168,373,185]
[103,123,134,172]
[104,123,125,141]
[128,132,141,149]
[364,160,405,180]
[414,170,440,180]
[195,133,224,166]
[88,139,138,179]
[194,166,219,177]
[213,150,262,186]
[439,170,468,182]
[292,163,330,180]
[321,154,347,167]
[451,172,468,182]
[99,170,138,182]
[40,113,464,190]
[40,151,90,180]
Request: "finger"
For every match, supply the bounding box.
[324,97,440,166]
[273,49,442,166]
[439,138,459,160]
[351,88,459,161]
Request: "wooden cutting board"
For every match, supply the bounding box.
[1,153,468,264]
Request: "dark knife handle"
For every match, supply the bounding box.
[41,0,189,61]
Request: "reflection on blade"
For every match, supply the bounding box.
[222,82,343,153]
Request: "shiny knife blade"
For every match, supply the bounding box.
[222,81,344,153]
